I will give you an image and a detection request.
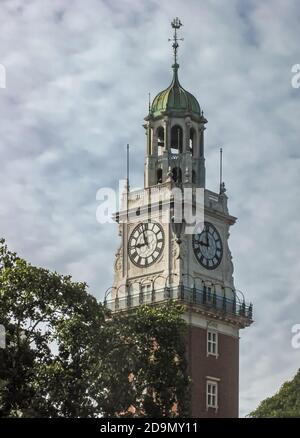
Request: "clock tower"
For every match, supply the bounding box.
[106,18,253,418]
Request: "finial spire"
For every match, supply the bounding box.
[168,17,183,66]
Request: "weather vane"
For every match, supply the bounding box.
[168,17,183,65]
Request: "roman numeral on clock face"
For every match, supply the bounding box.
[128,221,165,268]
[192,222,223,270]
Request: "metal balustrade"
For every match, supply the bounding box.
[105,285,253,322]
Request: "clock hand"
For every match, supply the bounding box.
[142,224,149,246]
[136,242,146,248]
[206,230,209,246]
[199,231,209,247]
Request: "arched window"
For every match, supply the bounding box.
[189,128,195,156]
[172,167,182,183]
[171,125,183,153]
[157,168,163,184]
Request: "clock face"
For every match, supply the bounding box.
[192,222,223,270]
[128,222,165,267]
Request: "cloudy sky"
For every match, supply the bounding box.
[0,0,300,416]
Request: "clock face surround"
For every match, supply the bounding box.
[192,222,223,270]
[128,221,165,267]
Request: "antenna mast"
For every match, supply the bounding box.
[126,144,130,221]
[219,147,226,194]
[127,143,130,191]
[220,147,223,191]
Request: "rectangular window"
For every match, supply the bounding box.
[204,286,212,303]
[207,287,212,302]
[141,283,152,302]
[207,330,218,357]
[207,381,218,409]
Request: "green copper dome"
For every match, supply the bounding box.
[151,63,201,117]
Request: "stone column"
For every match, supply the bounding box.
[163,117,170,151]
[185,117,191,154]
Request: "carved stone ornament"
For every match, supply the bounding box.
[225,231,234,282]
[114,246,122,272]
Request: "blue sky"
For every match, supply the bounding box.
[0,0,300,416]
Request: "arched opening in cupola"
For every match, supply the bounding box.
[189,127,196,156]
[192,170,196,184]
[199,129,204,157]
[170,125,183,154]
[157,168,163,184]
[172,167,182,183]
[157,126,165,155]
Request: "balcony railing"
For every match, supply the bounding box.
[105,285,253,323]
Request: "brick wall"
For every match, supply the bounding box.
[186,324,239,418]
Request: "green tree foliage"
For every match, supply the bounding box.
[103,304,189,417]
[0,239,189,417]
[249,369,300,418]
